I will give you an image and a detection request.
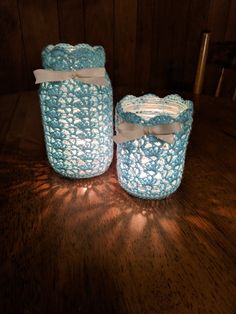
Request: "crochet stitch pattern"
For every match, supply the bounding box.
[39,44,113,178]
[115,94,193,199]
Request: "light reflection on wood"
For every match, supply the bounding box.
[1,151,236,313]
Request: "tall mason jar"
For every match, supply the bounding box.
[38,44,113,178]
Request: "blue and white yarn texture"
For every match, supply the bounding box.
[116,94,193,199]
[39,43,113,178]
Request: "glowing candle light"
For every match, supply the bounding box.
[114,94,193,199]
[37,44,113,178]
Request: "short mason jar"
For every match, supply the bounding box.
[38,44,113,178]
[115,94,193,199]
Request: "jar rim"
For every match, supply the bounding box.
[41,43,106,71]
[43,43,104,53]
[116,94,193,125]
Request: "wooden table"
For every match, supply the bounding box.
[0,91,235,314]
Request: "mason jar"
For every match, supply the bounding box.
[114,94,193,199]
[36,43,113,178]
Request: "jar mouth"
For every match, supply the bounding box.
[44,43,102,52]
[117,94,193,125]
[121,98,188,120]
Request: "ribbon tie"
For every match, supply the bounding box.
[113,121,182,144]
[33,67,108,86]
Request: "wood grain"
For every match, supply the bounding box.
[0,91,236,314]
[0,91,44,157]
[18,0,60,87]
[0,93,19,146]
[135,0,154,91]
[170,0,190,91]
[150,0,173,90]
[225,0,236,41]
[183,0,211,90]
[207,0,231,41]
[0,0,236,96]
[204,0,236,98]
[114,0,137,88]
[84,0,114,80]
[0,0,27,93]
[57,0,85,44]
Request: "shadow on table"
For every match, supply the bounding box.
[0,153,235,314]
[1,154,234,257]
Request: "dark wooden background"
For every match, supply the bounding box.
[0,0,236,96]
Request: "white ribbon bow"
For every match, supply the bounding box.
[113,121,182,144]
[33,67,108,86]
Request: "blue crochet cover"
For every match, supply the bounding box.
[116,94,193,199]
[39,43,113,178]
